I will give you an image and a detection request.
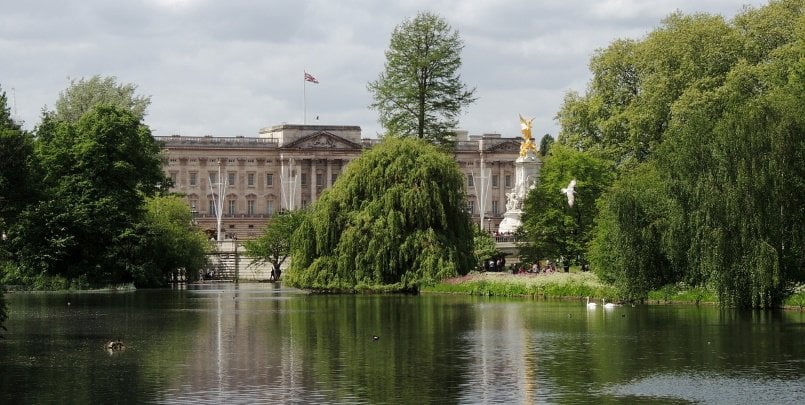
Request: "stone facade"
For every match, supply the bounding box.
[157,124,534,240]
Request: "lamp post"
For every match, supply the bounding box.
[487,218,493,233]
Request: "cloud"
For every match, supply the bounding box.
[0,0,769,139]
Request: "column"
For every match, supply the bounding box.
[309,159,317,204]
[326,159,332,188]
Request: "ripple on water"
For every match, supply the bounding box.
[604,371,805,404]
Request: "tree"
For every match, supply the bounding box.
[589,162,685,300]
[244,210,306,280]
[368,11,476,146]
[15,105,166,285]
[139,195,210,286]
[556,0,805,307]
[473,227,500,270]
[0,86,39,235]
[520,144,614,268]
[54,75,151,123]
[539,134,554,157]
[287,137,475,292]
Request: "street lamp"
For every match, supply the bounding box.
[487,218,493,233]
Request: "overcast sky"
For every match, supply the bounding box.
[2,0,768,139]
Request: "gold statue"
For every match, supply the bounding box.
[518,114,538,157]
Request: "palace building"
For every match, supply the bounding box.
[157,124,537,240]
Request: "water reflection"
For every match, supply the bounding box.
[1,284,803,404]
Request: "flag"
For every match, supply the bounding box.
[304,72,319,84]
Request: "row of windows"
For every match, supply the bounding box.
[170,172,339,188]
[191,199,278,216]
[467,174,513,188]
[466,200,501,215]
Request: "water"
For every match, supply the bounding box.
[1,283,803,404]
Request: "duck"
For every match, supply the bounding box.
[106,338,126,352]
[586,296,597,309]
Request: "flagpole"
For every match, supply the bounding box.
[303,72,307,124]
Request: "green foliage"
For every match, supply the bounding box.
[287,137,475,291]
[520,144,614,266]
[368,11,476,146]
[138,195,210,286]
[54,75,151,123]
[244,209,306,271]
[589,162,685,301]
[0,86,40,239]
[0,286,6,336]
[539,134,554,157]
[14,105,167,286]
[473,227,499,268]
[556,0,805,308]
[424,272,616,299]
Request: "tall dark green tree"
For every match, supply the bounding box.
[0,87,39,239]
[539,134,554,157]
[14,105,166,285]
[287,137,475,292]
[368,11,476,146]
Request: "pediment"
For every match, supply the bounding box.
[282,131,362,150]
[487,139,522,153]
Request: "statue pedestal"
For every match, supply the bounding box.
[497,153,541,234]
[498,209,523,234]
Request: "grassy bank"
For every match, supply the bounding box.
[425,272,805,310]
[423,271,617,300]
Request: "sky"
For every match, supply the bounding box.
[1,0,769,140]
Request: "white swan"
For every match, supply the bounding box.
[586,296,597,309]
[603,298,618,309]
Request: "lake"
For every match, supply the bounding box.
[1,283,803,404]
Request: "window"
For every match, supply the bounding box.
[492,175,499,187]
[190,199,199,214]
[266,173,274,187]
[331,173,338,185]
[228,199,237,215]
[492,200,499,215]
[228,172,236,186]
[247,199,255,215]
[266,200,274,215]
[467,200,475,214]
[316,173,323,187]
[190,172,197,186]
[467,174,474,188]
[300,173,309,186]
[247,173,255,187]
[505,175,512,188]
[209,199,216,216]
[209,172,217,184]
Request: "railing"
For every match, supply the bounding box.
[156,135,280,148]
[493,235,517,243]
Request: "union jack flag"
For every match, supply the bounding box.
[304,72,319,84]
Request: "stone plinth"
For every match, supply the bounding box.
[498,152,540,234]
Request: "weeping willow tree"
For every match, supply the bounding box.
[286,136,475,292]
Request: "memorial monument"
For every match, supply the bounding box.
[497,115,541,234]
